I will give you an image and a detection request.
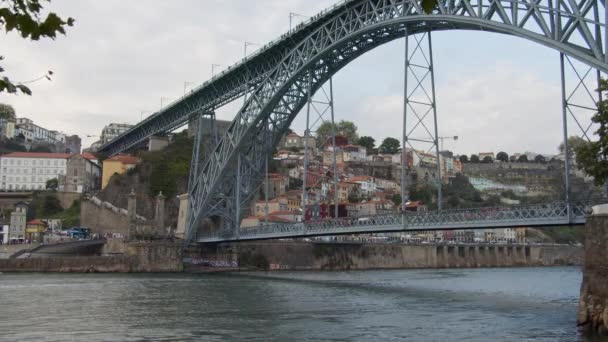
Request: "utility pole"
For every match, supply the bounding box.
[438,136,459,151]
[289,12,308,31]
[211,64,221,77]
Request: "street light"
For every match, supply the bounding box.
[140,109,153,121]
[160,97,170,111]
[244,41,260,58]
[289,12,309,31]
[438,135,459,151]
[211,64,221,77]
[183,81,194,95]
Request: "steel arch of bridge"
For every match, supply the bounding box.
[177,0,608,243]
[99,0,608,158]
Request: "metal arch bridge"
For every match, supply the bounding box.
[198,201,590,243]
[95,0,608,244]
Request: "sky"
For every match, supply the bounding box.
[0,0,602,155]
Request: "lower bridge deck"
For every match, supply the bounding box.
[197,201,591,243]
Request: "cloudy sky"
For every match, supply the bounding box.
[0,0,600,155]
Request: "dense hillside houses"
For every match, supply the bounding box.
[0,116,81,154]
[234,128,603,244]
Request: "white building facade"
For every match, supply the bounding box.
[100,123,134,144]
[0,152,69,191]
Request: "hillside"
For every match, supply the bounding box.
[100,132,193,227]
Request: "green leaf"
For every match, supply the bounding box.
[16,84,31,95]
[421,0,436,13]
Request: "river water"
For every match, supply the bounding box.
[0,267,593,341]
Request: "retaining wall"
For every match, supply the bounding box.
[192,242,582,271]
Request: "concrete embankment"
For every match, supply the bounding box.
[0,239,183,273]
[578,214,608,335]
[193,242,582,271]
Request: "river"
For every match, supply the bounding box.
[0,267,594,341]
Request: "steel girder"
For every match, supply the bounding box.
[99,0,608,158]
[197,200,591,243]
[185,0,608,243]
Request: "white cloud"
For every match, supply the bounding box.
[346,61,565,155]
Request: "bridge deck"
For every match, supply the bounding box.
[198,202,589,243]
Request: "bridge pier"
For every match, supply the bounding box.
[578,212,608,335]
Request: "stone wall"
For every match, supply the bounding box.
[56,192,81,209]
[191,241,582,271]
[0,240,183,272]
[80,200,131,234]
[578,214,608,335]
[0,243,40,259]
[0,192,33,211]
[0,256,135,272]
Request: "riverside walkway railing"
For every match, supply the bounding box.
[197,200,596,243]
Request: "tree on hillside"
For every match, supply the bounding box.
[379,137,400,154]
[315,120,358,146]
[45,178,57,191]
[534,155,546,163]
[559,136,588,157]
[459,155,468,163]
[496,151,509,162]
[348,187,361,203]
[575,79,608,185]
[0,103,16,120]
[408,184,434,206]
[518,155,529,162]
[391,193,402,206]
[357,136,375,151]
[0,0,74,95]
[482,156,493,163]
[470,155,480,163]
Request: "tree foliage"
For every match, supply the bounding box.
[459,155,468,163]
[482,156,493,163]
[348,187,361,203]
[559,136,588,164]
[0,0,74,95]
[315,120,358,146]
[391,193,402,206]
[575,79,608,185]
[496,151,509,162]
[379,137,400,154]
[534,154,546,163]
[357,136,375,151]
[470,154,480,163]
[142,131,193,196]
[0,103,16,120]
[517,155,529,163]
[45,177,57,191]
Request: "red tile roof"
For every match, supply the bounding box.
[106,154,139,165]
[80,152,97,160]
[347,176,374,182]
[3,152,71,159]
[267,215,293,223]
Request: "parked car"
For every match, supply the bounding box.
[67,227,91,240]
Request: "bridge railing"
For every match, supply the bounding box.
[198,200,599,242]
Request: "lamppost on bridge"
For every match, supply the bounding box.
[160,97,170,111]
[244,41,260,58]
[183,81,194,96]
[211,64,221,77]
[438,135,459,151]
[140,109,153,121]
[289,12,309,31]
